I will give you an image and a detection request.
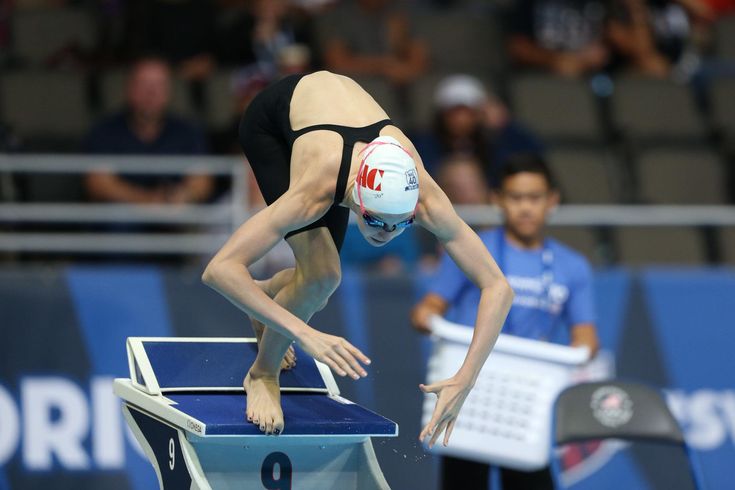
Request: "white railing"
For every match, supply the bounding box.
[453,204,735,227]
[1,154,734,255]
[0,154,248,254]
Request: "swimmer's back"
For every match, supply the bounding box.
[289,71,390,131]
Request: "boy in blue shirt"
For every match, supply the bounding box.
[412,154,599,490]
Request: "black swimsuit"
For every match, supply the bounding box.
[238,73,393,252]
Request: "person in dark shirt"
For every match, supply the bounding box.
[508,0,612,76]
[508,0,674,77]
[413,75,545,187]
[321,0,428,86]
[217,0,312,75]
[84,56,213,205]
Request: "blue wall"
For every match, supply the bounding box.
[0,265,733,489]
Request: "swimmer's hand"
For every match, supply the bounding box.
[419,376,472,448]
[296,327,371,380]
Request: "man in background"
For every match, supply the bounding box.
[414,75,544,186]
[84,56,213,206]
[321,0,428,86]
[412,154,599,490]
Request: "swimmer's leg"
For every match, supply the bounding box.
[252,268,297,369]
[245,227,341,435]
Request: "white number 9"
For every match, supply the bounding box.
[168,437,175,470]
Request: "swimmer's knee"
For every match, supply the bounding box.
[295,263,341,303]
[315,298,330,312]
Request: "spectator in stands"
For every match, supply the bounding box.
[411,154,599,490]
[436,154,491,206]
[0,1,10,67]
[414,75,544,187]
[321,0,428,86]
[508,0,672,77]
[608,0,692,77]
[217,0,314,78]
[84,56,214,205]
[125,0,217,81]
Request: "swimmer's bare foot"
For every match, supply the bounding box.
[244,370,284,435]
[251,318,297,370]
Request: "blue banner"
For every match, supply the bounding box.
[0,265,733,489]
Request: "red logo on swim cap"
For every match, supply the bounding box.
[357,164,384,191]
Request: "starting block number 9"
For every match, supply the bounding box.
[261,451,292,490]
[168,438,175,470]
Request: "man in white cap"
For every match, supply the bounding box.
[416,74,544,186]
[203,71,514,442]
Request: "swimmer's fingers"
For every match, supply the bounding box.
[320,356,348,377]
[329,350,360,380]
[418,380,454,444]
[344,341,371,366]
[443,419,456,447]
[336,344,368,378]
[419,400,445,443]
[429,415,451,449]
[419,382,442,395]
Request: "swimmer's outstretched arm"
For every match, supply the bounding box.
[202,187,370,379]
[415,173,515,448]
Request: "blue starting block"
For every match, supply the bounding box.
[113,338,398,489]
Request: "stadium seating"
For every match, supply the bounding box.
[11,7,95,67]
[510,75,604,144]
[636,147,727,204]
[205,70,238,131]
[710,78,735,152]
[718,227,735,265]
[547,227,602,265]
[714,17,735,61]
[546,148,621,203]
[0,71,90,148]
[611,77,706,144]
[614,227,708,265]
[412,11,504,78]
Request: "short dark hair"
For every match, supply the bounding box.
[127,54,171,77]
[496,153,556,190]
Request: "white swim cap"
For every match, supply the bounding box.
[353,136,419,215]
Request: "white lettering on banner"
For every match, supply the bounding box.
[3,376,146,470]
[22,377,90,470]
[92,377,124,469]
[667,389,735,450]
[720,392,735,445]
[0,384,20,465]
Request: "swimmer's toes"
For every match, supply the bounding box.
[274,418,285,435]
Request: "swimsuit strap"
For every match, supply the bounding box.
[290,119,393,204]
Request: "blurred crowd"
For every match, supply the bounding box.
[0,0,734,271]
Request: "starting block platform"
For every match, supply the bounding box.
[114,338,398,490]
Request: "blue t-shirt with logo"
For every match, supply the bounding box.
[429,227,595,344]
